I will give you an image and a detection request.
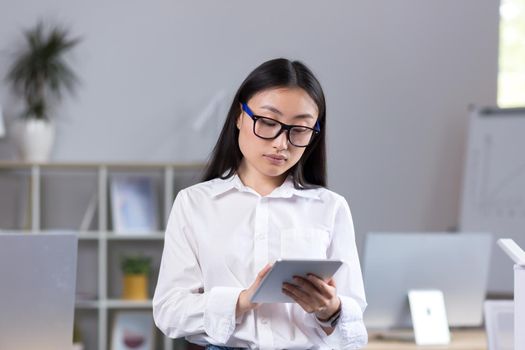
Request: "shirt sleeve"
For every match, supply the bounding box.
[152,189,243,343]
[303,195,368,349]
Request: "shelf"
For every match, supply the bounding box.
[0,230,166,240]
[0,162,192,350]
[104,232,165,240]
[0,229,94,236]
[104,299,153,309]
[0,160,205,170]
[76,299,154,309]
[77,231,102,240]
[76,300,100,309]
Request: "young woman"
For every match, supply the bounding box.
[153,58,367,349]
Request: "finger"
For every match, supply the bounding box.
[283,282,317,307]
[327,277,337,288]
[256,263,273,282]
[306,274,335,298]
[282,287,315,313]
[284,283,334,317]
[292,276,325,298]
[249,264,274,297]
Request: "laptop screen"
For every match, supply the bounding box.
[363,232,492,330]
[0,233,78,350]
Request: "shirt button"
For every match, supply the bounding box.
[261,318,268,325]
[256,233,265,240]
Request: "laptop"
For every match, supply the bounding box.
[363,232,492,330]
[0,232,78,350]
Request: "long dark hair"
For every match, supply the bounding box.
[202,58,327,189]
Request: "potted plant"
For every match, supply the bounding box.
[120,255,152,300]
[5,20,80,162]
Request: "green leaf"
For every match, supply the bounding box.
[120,255,152,275]
[5,20,81,120]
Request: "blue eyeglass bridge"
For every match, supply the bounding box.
[241,102,321,133]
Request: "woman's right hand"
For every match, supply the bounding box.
[236,263,273,317]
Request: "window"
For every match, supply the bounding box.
[499,0,525,107]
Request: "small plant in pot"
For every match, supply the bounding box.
[120,255,152,300]
[5,20,80,162]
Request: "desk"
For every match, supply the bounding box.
[181,330,487,350]
[366,329,486,350]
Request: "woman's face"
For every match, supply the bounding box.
[236,87,319,182]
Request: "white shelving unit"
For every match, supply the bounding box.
[0,161,204,350]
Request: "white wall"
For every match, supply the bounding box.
[0,1,500,249]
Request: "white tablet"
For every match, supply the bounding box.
[250,259,343,303]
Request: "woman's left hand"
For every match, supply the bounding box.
[282,274,341,321]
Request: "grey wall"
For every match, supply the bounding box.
[0,1,500,248]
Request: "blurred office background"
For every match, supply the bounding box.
[0,0,505,248]
[0,0,524,348]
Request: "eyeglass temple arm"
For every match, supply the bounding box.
[241,103,252,116]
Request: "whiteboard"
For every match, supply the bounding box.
[460,106,525,294]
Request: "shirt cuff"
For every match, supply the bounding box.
[314,295,368,349]
[203,286,244,344]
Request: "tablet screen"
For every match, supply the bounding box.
[250,259,343,303]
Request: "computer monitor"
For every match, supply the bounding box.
[0,232,78,350]
[363,232,492,330]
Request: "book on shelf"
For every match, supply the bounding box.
[110,174,159,235]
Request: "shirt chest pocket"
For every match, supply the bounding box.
[280,228,330,259]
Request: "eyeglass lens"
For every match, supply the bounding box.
[254,117,314,146]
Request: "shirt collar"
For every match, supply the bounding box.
[209,173,243,197]
[210,173,321,200]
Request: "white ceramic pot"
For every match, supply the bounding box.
[12,118,55,162]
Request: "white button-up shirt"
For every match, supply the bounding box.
[153,174,367,349]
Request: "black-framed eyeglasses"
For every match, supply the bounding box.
[241,102,321,147]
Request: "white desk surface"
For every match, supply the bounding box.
[366,329,486,350]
